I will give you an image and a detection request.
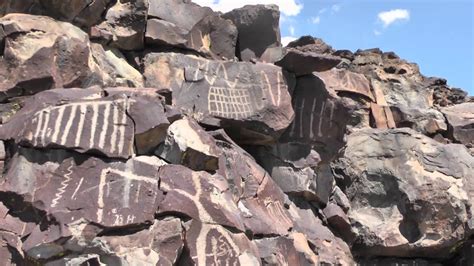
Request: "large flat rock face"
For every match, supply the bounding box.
[333,128,474,259]
[0,14,145,102]
[0,1,473,265]
[0,88,170,159]
[0,0,112,27]
[144,52,294,144]
[223,4,282,62]
[442,102,474,152]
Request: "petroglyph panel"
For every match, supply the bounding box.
[187,221,259,266]
[158,165,245,231]
[208,86,254,119]
[35,156,165,227]
[281,75,348,154]
[144,53,294,142]
[24,98,134,158]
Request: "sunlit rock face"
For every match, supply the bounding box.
[0,1,472,265]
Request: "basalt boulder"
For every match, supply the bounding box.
[333,128,474,258]
[279,72,367,161]
[249,143,335,205]
[442,102,474,152]
[286,35,334,54]
[0,88,170,158]
[91,0,148,50]
[347,49,448,135]
[0,14,145,102]
[1,150,166,228]
[0,14,101,101]
[144,52,295,144]
[223,4,282,62]
[147,0,213,32]
[212,130,294,236]
[0,0,112,28]
[275,48,341,76]
[156,118,222,171]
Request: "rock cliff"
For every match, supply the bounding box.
[0,1,473,265]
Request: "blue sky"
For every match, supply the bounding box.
[194,0,474,95]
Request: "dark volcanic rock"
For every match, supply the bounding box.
[212,130,294,235]
[254,234,318,265]
[0,0,112,28]
[187,13,238,60]
[144,52,294,144]
[0,14,99,101]
[287,35,334,54]
[347,48,448,135]
[442,102,474,151]
[145,18,189,47]
[333,128,474,259]
[148,0,213,32]
[156,118,222,171]
[250,143,334,204]
[279,74,355,160]
[0,14,146,102]
[223,4,282,62]
[91,0,148,50]
[275,48,341,76]
[2,152,165,228]
[0,88,170,158]
[158,164,245,231]
[185,220,260,265]
[1,3,473,264]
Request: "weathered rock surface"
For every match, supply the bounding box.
[346,49,449,135]
[275,48,341,76]
[91,0,148,50]
[0,14,100,101]
[0,1,472,264]
[148,0,213,32]
[0,14,147,103]
[157,118,222,171]
[250,143,334,204]
[287,35,335,54]
[0,0,112,28]
[223,4,282,62]
[0,88,170,158]
[333,128,474,258]
[442,102,474,151]
[144,52,294,144]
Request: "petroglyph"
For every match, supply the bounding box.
[160,172,215,223]
[97,168,159,225]
[265,200,293,227]
[51,161,74,208]
[194,224,241,266]
[28,98,133,157]
[208,87,254,119]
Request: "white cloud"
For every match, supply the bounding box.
[310,16,321,24]
[378,9,410,27]
[192,0,303,16]
[319,8,327,14]
[331,4,341,13]
[374,30,381,36]
[281,36,297,46]
[289,25,296,35]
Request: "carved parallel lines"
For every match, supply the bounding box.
[208,87,253,119]
[289,96,337,140]
[29,99,129,155]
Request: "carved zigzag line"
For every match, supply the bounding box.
[51,162,74,208]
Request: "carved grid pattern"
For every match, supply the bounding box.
[208,86,253,119]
